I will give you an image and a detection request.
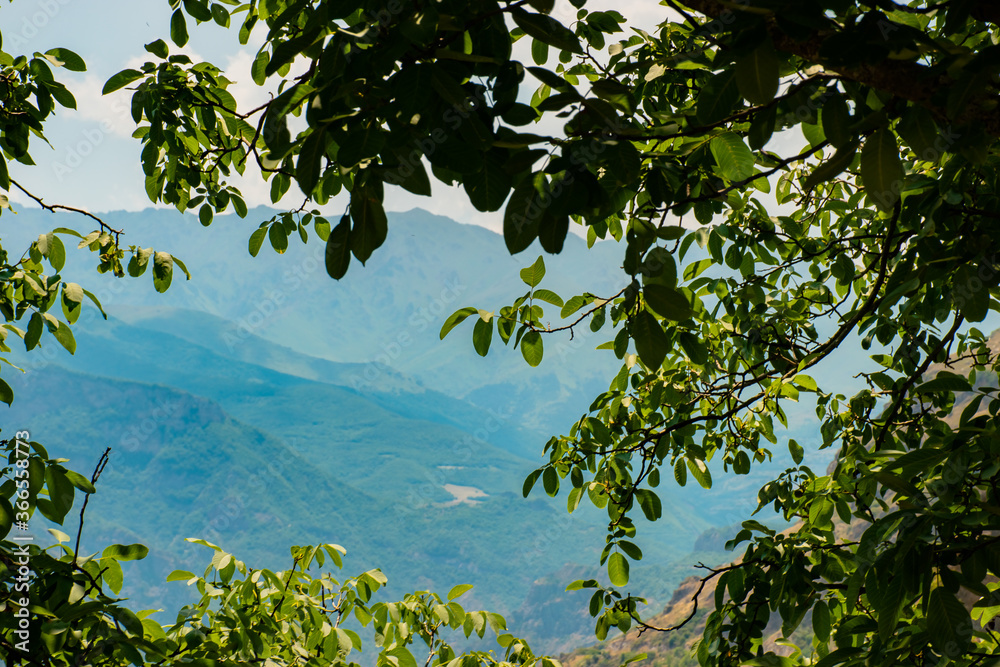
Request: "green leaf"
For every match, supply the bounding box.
[788,438,804,465]
[44,48,86,71]
[101,558,124,595]
[251,48,269,86]
[526,66,574,93]
[248,227,267,257]
[674,459,687,486]
[734,41,778,105]
[102,69,144,95]
[878,573,904,642]
[710,133,755,182]
[268,221,289,254]
[927,587,973,653]
[297,130,326,196]
[696,70,740,126]
[0,378,12,406]
[43,314,76,354]
[608,552,629,587]
[153,251,174,292]
[812,599,831,641]
[916,371,973,394]
[520,256,546,287]
[618,541,643,560]
[82,288,107,320]
[511,8,583,54]
[533,289,564,307]
[325,216,352,280]
[635,489,662,521]
[822,95,852,148]
[198,204,213,226]
[62,282,84,324]
[504,179,544,254]
[440,307,479,339]
[25,312,43,351]
[860,129,903,212]
[171,9,189,47]
[561,294,593,318]
[390,159,432,197]
[532,37,549,65]
[465,158,512,212]
[523,470,542,497]
[45,466,75,520]
[521,331,544,367]
[166,570,197,582]
[473,317,493,356]
[314,217,332,241]
[47,82,78,109]
[338,124,386,168]
[744,655,795,667]
[955,265,990,322]
[145,38,169,58]
[567,486,584,513]
[632,310,668,370]
[686,458,712,489]
[64,470,96,494]
[211,3,230,27]
[803,143,858,189]
[448,584,474,600]
[748,104,777,150]
[947,70,987,121]
[897,105,940,158]
[127,246,152,277]
[102,543,150,561]
[644,285,689,319]
[350,190,388,264]
[387,648,418,667]
[887,448,949,474]
[0,497,12,539]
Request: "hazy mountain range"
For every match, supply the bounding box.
[2,206,833,651]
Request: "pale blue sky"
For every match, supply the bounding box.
[1,0,662,232]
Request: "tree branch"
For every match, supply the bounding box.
[74,447,111,562]
[10,179,123,235]
[677,0,1000,136]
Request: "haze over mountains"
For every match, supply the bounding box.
[2,206,830,651]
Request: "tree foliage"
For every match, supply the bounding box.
[0,5,541,666]
[4,0,1000,666]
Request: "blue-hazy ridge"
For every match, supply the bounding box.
[1,207,828,651]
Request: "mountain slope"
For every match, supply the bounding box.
[5,314,720,649]
[4,206,626,435]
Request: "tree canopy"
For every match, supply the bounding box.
[4,1,1000,667]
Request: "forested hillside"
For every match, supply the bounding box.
[3,208,813,651]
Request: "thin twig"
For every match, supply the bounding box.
[74,447,111,561]
[10,179,123,235]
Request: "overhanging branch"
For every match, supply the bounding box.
[678,0,1000,137]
